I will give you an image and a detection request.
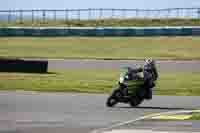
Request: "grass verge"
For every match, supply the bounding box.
[0,70,200,96]
[1,37,200,60]
[190,113,200,120]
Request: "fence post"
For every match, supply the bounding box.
[99,8,103,20]
[111,9,114,19]
[31,10,34,24]
[158,10,161,19]
[122,9,126,19]
[88,8,92,20]
[136,9,139,18]
[198,8,200,19]
[176,8,180,18]
[19,10,23,24]
[8,10,11,23]
[146,10,150,19]
[186,8,191,18]
[65,9,68,22]
[54,10,57,21]
[167,9,170,19]
[42,10,46,23]
[77,9,80,20]
[166,9,170,26]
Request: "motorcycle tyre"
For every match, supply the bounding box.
[106,89,122,107]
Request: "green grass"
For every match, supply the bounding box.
[190,113,200,120]
[0,70,200,96]
[1,19,200,27]
[1,37,200,60]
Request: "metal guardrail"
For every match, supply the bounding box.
[0,8,200,24]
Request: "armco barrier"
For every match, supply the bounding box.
[0,59,48,73]
[0,27,200,36]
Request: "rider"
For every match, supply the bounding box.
[127,58,158,99]
[125,58,158,99]
[143,58,158,99]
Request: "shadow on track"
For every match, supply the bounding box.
[116,106,194,110]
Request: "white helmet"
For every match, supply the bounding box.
[144,58,155,71]
[144,58,153,66]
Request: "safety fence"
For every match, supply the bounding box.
[0,8,200,24]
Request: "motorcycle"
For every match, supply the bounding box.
[106,64,158,107]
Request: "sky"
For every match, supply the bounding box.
[1,0,200,10]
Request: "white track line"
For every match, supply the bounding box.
[92,110,200,133]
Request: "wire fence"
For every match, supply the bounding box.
[0,8,200,24]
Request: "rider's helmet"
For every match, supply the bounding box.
[144,58,154,71]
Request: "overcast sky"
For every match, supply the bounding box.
[1,0,200,10]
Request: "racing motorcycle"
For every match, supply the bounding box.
[106,60,158,107]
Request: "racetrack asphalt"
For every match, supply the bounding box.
[1,92,200,133]
[47,59,200,72]
[1,59,200,133]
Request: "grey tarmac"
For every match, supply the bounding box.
[47,59,200,72]
[0,92,200,133]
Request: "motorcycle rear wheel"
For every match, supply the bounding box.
[129,96,143,107]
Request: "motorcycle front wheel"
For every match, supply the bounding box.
[106,89,122,107]
[106,96,118,107]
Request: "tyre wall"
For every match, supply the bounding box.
[0,27,200,36]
